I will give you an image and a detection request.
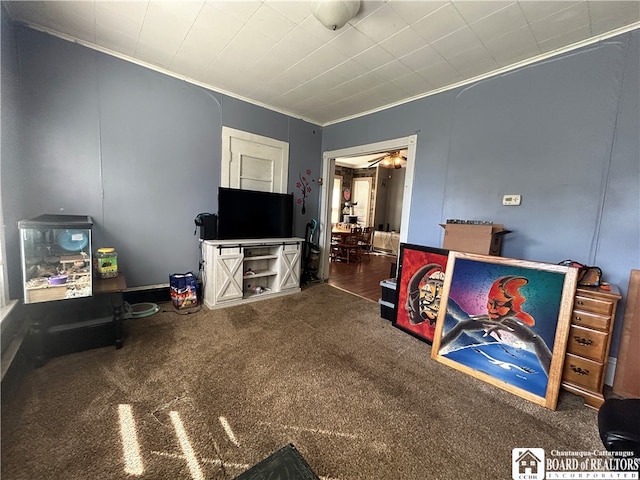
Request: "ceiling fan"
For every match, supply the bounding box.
[368,151,407,169]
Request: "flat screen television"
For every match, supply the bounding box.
[217,187,294,240]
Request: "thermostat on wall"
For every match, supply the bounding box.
[503,194,521,206]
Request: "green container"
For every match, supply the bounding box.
[96,247,118,279]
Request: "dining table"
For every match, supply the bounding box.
[331,228,351,239]
[331,227,361,263]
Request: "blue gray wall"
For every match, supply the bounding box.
[1,9,27,302]
[2,10,638,359]
[2,19,321,294]
[323,31,639,357]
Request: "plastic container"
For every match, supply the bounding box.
[96,247,118,279]
[49,274,68,285]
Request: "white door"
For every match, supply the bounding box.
[352,178,372,227]
[331,175,343,224]
[221,127,289,193]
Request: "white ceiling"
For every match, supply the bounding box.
[4,1,640,126]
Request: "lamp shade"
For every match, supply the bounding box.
[311,1,360,30]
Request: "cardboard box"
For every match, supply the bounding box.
[440,223,511,256]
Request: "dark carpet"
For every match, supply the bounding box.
[1,284,602,479]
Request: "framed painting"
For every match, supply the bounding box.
[431,252,578,410]
[394,244,449,344]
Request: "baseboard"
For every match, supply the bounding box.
[1,300,27,381]
[1,316,29,381]
[123,282,204,306]
[124,282,170,292]
[123,285,171,305]
[0,299,19,324]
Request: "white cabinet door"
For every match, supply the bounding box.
[221,127,289,193]
[278,243,301,291]
[213,247,244,303]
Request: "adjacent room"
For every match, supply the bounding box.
[327,150,406,300]
[1,1,639,479]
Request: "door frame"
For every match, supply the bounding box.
[318,134,417,280]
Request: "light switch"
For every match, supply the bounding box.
[503,194,521,206]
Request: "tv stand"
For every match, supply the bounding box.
[202,237,303,309]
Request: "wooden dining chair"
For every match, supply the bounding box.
[336,233,360,264]
[358,227,374,261]
[330,232,341,262]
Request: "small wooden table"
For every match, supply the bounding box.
[32,275,127,367]
[93,274,127,349]
[331,229,351,240]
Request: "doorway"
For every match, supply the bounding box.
[318,135,417,292]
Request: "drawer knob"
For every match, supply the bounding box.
[573,336,594,346]
[575,316,582,322]
[570,365,590,376]
[576,300,584,305]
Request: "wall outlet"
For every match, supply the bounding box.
[503,194,521,206]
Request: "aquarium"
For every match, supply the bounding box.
[18,214,93,304]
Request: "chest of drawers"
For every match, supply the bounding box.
[561,285,621,409]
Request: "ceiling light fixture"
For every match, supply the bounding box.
[311,0,360,31]
[368,150,407,169]
[380,151,406,169]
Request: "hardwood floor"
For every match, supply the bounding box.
[327,251,398,303]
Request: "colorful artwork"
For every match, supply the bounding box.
[431,252,578,410]
[394,244,449,344]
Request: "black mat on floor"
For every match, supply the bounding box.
[234,443,320,480]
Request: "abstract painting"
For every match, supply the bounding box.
[431,252,578,410]
[394,244,449,344]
